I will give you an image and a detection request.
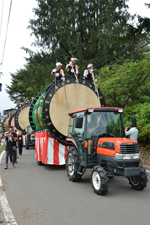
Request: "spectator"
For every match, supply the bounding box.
[125,124,138,142]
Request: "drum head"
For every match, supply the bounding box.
[15,103,31,133]
[9,114,15,127]
[10,116,15,127]
[43,77,105,144]
[2,117,9,132]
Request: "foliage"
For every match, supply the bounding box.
[96,59,150,108]
[123,103,150,145]
[28,0,150,71]
[0,144,6,152]
[6,1,150,103]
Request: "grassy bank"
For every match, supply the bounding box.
[0,145,6,152]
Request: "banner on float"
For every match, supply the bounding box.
[35,131,67,165]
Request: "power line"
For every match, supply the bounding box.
[0,0,4,36]
[95,38,149,68]
[0,0,12,72]
[109,40,150,66]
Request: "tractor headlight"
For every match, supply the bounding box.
[115,153,123,160]
[115,153,140,160]
[87,108,94,113]
[118,108,123,113]
[132,153,140,159]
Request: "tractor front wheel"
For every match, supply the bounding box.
[128,165,148,190]
[91,165,109,195]
[66,147,81,182]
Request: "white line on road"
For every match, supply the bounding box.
[0,151,18,225]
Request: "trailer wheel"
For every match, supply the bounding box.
[25,141,29,150]
[66,147,81,182]
[128,165,148,190]
[91,165,109,195]
[37,161,43,165]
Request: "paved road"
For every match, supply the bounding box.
[0,147,150,225]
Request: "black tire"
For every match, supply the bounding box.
[91,165,109,195]
[37,161,43,165]
[66,147,81,182]
[25,141,29,150]
[128,164,148,190]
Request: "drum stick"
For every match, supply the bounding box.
[94,80,99,98]
[63,80,68,107]
[73,65,78,83]
[55,73,56,94]
[74,71,79,83]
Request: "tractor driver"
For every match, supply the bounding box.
[87,115,108,138]
[87,114,100,137]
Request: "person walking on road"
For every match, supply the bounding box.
[4,127,18,169]
[17,130,23,156]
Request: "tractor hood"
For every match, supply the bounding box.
[97,137,138,155]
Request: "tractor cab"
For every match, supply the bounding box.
[67,107,125,166]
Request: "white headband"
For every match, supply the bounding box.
[87,64,93,68]
[71,57,78,61]
[56,62,62,66]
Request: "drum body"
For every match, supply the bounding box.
[42,77,105,145]
[29,92,47,132]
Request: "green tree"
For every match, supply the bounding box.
[28,0,149,71]
[123,103,150,146]
[96,59,150,108]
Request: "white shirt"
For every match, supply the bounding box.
[125,127,138,142]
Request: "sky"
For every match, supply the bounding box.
[0,0,150,115]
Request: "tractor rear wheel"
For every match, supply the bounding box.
[66,147,81,182]
[128,164,148,190]
[91,165,109,195]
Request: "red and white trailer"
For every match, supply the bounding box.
[35,131,68,165]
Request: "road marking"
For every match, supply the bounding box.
[0,151,18,225]
[146,170,150,173]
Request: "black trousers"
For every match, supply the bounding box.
[6,150,16,165]
[18,142,22,155]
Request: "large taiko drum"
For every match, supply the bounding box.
[29,92,47,132]
[14,103,31,133]
[42,77,105,145]
[2,117,10,132]
[2,112,16,132]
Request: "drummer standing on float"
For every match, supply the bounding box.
[51,62,65,82]
[84,63,97,83]
[66,57,79,78]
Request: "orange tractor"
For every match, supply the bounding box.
[66,107,148,195]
